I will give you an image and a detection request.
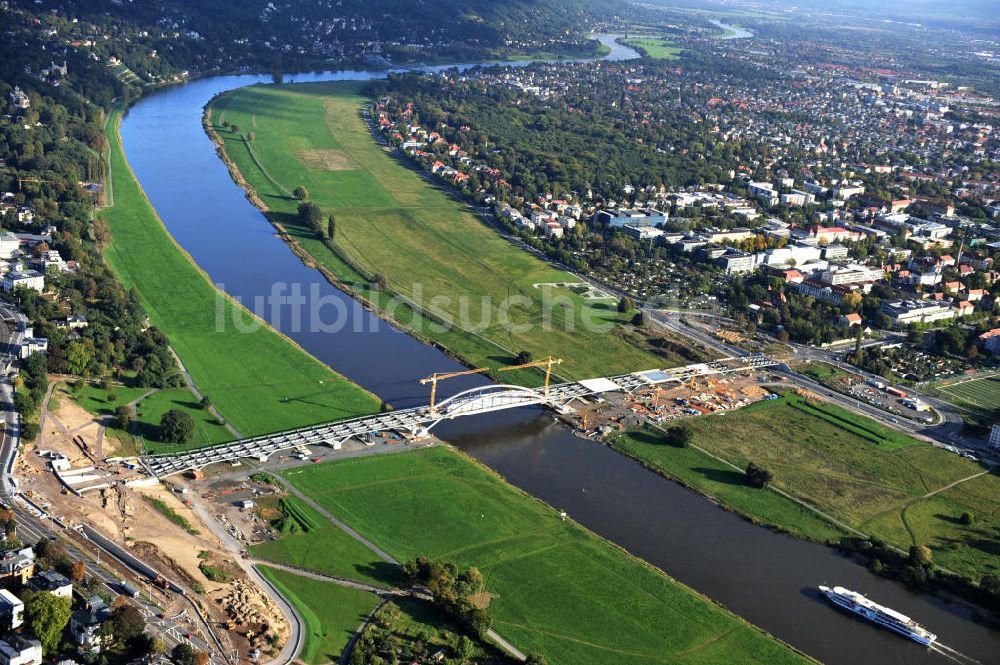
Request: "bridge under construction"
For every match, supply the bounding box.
[140,354,777,478]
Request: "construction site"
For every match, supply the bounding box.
[18,382,292,662]
[564,369,785,439]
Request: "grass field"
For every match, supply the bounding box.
[276,447,811,665]
[250,495,404,588]
[101,107,381,445]
[621,38,683,60]
[611,430,847,542]
[257,565,379,665]
[933,375,1000,419]
[67,382,231,453]
[615,395,1000,580]
[208,82,684,381]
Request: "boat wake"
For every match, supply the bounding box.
[929,642,982,664]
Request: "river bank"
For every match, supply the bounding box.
[204,81,681,381]
[100,106,383,445]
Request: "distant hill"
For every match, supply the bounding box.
[21,0,625,59]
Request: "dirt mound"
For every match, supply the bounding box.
[214,578,289,650]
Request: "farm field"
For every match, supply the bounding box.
[257,565,379,665]
[207,82,690,381]
[621,37,682,60]
[933,375,1000,420]
[617,395,999,581]
[277,446,812,665]
[101,108,381,445]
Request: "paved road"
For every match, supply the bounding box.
[189,501,303,665]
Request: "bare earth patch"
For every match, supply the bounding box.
[295,148,357,171]
[467,591,493,609]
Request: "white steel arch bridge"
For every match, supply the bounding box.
[140,355,777,478]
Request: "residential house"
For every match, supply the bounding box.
[980,329,1000,355]
[69,596,112,651]
[2,271,43,294]
[838,313,863,327]
[27,570,72,599]
[0,548,34,588]
[0,590,22,630]
[0,636,41,665]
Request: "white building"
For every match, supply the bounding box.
[879,300,956,326]
[543,222,563,239]
[822,244,849,260]
[833,185,865,200]
[0,637,41,665]
[0,234,18,260]
[0,590,22,630]
[20,338,48,360]
[2,271,43,294]
[761,244,823,268]
[26,570,72,599]
[820,264,885,286]
[718,251,758,274]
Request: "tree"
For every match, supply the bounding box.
[159,409,194,444]
[617,296,634,313]
[515,350,533,365]
[199,395,211,410]
[327,214,336,240]
[70,560,87,582]
[112,601,146,643]
[631,311,646,327]
[20,422,39,442]
[456,635,474,662]
[960,512,975,526]
[193,651,210,665]
[666,425,691,448]
[113,405,131,430]
[292,186,308,200]
[910,544,933,567]
[65,340,94,375]
[525,655,549,665]
[171,643,195,665]
[745,462,772,489]
[23,591,72,654]
[13,391,35,416]
[372,273,388,290]
[297,202,324,236]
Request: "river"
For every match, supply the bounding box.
[117,37,997,664]
[710,20,755,40]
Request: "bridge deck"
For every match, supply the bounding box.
[141,356,775,478]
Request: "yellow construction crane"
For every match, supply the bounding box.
[499,355,563,395]
[420,367,489,414]
[17,177,50,191]
[687,367,699,393]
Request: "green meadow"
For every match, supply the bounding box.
[258,565,379,665]
[208,82,682,381]
[101,107,380,446]
[614,395,1000,581]
[622,38,683,60]
[271,447,812,665]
